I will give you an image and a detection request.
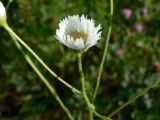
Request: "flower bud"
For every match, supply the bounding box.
[0,1,7,26]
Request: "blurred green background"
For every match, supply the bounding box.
[0,0,160,120]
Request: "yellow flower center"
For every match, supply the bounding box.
[70,32,88,42]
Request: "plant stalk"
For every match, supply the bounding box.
[93,0,114,101]
[4,25,81,95]
[78,52,94,120]
[6,26,75,120]
[108,79,160,118]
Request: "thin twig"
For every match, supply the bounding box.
[108,79,160,118]
[6,0,13,10]
[93,0,114,101]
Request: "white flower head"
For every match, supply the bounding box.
[55,15,102,51]
[0,1,6,25]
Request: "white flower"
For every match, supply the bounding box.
[55,15,102,51]
[0,1,6,25]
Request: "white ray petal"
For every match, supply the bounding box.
[55,15,102,51]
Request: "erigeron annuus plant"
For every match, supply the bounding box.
[0,0,160,120]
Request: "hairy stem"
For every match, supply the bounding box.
[93,0,114,101]
[4,25,81,94]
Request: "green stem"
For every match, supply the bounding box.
[78,53,112,120]
[89,111,93,120]
[108,79,160,118]
[3,25,81,95]
[93,0,114,101]
[78,52,94,119]
[26,56,75,120]
[93,111,112,120]
[7,27,74,120]
[6,0,13,10]
[78,52,111,120]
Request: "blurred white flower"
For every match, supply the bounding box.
[0,1,6,20]
[55,15,102,51]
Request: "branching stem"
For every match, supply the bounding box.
[6,25,74,120]
[4,25,81,95]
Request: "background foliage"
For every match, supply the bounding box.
[0,0,160,119]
